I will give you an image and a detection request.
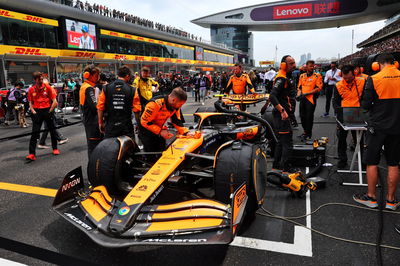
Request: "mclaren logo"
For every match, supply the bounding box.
[64,213,92,231]
[143,239,207,243]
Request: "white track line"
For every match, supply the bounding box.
[230,167,313,257]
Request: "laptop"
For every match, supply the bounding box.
[342,107,367,127]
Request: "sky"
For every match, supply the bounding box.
[92,0,385,65]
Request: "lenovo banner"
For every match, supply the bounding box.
[250,0,368,21]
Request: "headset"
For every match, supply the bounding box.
[280,55,291,72]
[83,65,99,79]
[371,60,400,72]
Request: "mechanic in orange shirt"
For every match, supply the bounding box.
[296,60,323,140]
[26,72,59,161]
[354,64,369,81]
[333,65,366,169]
[354,53,400,210]
[80,64,103,157]
[225,63,255,111]
[140,87,188,160]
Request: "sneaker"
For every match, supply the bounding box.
[37,144,49,149]
[26,154,36,161]
[58,138,68,145]
[297,133,307,139]
[321,113,329,118]
[395,223,400,235]
[202,102,205,105]
[353,194,378,208]
[385,199,400,211]
[52,149,60,155]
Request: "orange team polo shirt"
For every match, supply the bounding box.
[28,83,56,109]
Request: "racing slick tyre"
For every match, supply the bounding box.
[88,136,137,195]
[214,141,268,218]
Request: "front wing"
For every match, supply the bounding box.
[52,167,248,248]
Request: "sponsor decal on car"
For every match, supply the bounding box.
[61,177,81,192]
[143,238,207,243]
[118,206,130,216]
[64,213,92,231]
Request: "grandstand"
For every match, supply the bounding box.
[340,15,400,69]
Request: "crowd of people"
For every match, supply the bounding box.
[341,35,400,64]
[358,19,400,47]
[49,0,202,41]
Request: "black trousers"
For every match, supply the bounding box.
[39,115,64,145]
[325,85,335,114]
[299,98,316,137]
[29,108,57,154]
[84,122,103,158]
[194,89,200,102]
[139,129,166,163]
[272,113,293,171]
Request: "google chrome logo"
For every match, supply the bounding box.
[118,206,130,216]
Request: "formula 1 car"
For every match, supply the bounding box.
[52,94,318,248]
[52,93,278,247]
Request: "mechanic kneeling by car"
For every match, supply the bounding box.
[139,87,189,160]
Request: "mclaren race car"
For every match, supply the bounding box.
[52,94,317,247]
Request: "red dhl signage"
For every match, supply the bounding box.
[13,47,45,56]
[0,10,13,17]
[0,9,58,26]
[114,55,127,60]
[110,32,119,37]
[1,45,234,66]
[75,51,96,58]
[124,34,132,39]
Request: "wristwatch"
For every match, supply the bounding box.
[280,108,285,113]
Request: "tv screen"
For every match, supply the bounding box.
[65,18,97,50]
[195,46,204,61]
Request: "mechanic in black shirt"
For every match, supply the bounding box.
[97,65,135,139]
[79,64,103,157]
[269,55,297,171]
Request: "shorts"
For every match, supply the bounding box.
[363,130,400,166]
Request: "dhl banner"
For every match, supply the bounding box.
[100,29,194,50]
[204,49,234,58]
[0,9,58,27]
[0,45,233,66]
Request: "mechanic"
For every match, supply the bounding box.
[133,66,159,122]
[322,62,341,117]
[80,64,103,157]
[333,65,366,169]
[270,55,297,172]
[225,63,255,111]
[296,60,323,140]
[97,65,135,139]
[26,72,59,161]
[353,53,400,210]
[139,87,189,159]
[354,64,369,81]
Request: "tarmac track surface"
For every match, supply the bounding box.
[0,95,399,265]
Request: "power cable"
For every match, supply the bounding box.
[256,203,400,251]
